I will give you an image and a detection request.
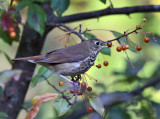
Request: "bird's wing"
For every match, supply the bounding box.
[35,45,88,63]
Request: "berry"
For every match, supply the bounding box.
[87,107,93,113]
[144,37,150,43]
[10,31,16,38]
[8,27,15,33]
[103,61,108,66]
[143,18,146,22]
[96,64,101,68]
[107,42,112,47]
[116,46,122,52]
[125,45,129,49]
[136,25,141,29]
[59,81,64,86]
[70,89,75,94]
[136,45,142,51]
[77,90,82,95]
[122,45,126,50]
[81,82,86,89]
[87,87,92,91]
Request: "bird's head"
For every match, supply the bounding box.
[84,39,108,52]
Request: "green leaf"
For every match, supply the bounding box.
[16,0,31,11]
[31,66,52,88]
[3,51,12,65]
[51,0,70,17]
[0,112,8,118]
[0,70,22,83]
[110,30,139,52]
[88,94,105,117]
[99,0,107,4]
[100,44,111,56]
[0,0,9,11]
[27,4,47,35]
[84,32,97,39]
[53,98,71,117]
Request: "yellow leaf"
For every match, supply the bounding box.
[26,93,58,119]
[32,93,58,104]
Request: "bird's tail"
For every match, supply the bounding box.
[11,55,45,63]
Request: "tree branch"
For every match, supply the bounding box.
[55,5,160,23]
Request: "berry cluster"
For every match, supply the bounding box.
[8,27,16,38]
[59,81,93,113]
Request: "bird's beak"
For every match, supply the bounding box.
[101,42,109,48]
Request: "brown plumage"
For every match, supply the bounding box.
[11,39,107,76]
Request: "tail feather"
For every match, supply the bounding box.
[11,55,45,63]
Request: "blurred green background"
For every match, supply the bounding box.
[1,0,160,119]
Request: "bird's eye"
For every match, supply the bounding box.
[95,41,100,45]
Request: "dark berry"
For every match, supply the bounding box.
[96,64,101,68]
[116,46,122,52]
[103,61,108,66]
[81,82,86,89]
[107,42,112,47]
[87,87,92,91]
[136,45,142,51]
[144,37,150,43]
[70,89,75,94]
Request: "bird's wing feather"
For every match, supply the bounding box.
[35,44,88,63]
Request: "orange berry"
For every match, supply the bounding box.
[107,42,112,47]
[125,45,129,49]
[10,31,16,38]
[87,107,93,113]
[143,18,146,22]
[136,45,142,51]
[122,45,126,50]
[144,37,150,43]
[136,25,141,29]
[116,46,122,52]
[59,81,64,86]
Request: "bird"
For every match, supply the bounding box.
[11,39,108,81]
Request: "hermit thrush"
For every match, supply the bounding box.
[11,39,107,79]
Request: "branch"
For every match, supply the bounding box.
[66,78,160,119]
[55,5,160,23]
[55,23,87,41]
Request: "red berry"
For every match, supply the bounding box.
[70,89,75,94]
[87,87,92,91]
[136,25,141,29]
[107,42,112,47]
[144,37,150,43]
[87,107,93,113]
[96,64,101,68]
[122,45,126,50]
[103,61,108,66]
[125,45,129,49]
[81,82,86,89]
[116,46,122,52]
[10,31,16,38]
[77,90,82,95]
[136,45,142,51]
[59,81,64,86]
[8,27,15,33]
